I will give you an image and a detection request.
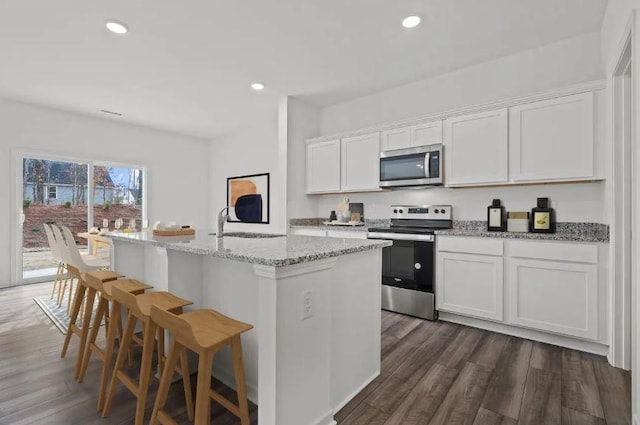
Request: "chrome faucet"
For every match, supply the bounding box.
[217,207,229,238]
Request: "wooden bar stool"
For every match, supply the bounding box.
[60,266,121,377]
[149,306,253,425]
[76,275,152,383]
[102,287,194,425]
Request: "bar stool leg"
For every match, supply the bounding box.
[97,299,121,412]
[179,346,195,421]
[232,337,251,425]
[77,295,108,382]
[60,281,86,358]
[103,312,137,418]
[135,320,158,425]
[75,286,97,380]
[149,339,181,425]
[194,351,213,425]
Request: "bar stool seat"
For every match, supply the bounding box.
[103,288,194,425]
[149,307,253,425]
[60,265,122,379]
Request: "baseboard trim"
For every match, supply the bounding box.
[439,312,609,357]
[332,370,380,415]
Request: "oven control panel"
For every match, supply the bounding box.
[390,205,452,220]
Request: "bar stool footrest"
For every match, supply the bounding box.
[210,388,241,418]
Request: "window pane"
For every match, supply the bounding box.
[92,166,144,230]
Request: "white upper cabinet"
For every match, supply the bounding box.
[341,132,381,191]
[411,121,442,147]
[306,139,341,193]
[509,92,595,182]
[380,127,411,151]
[380,121,442,152]
[444,109,509,186]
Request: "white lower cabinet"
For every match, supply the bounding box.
[506,242,599,341]
[437,252,503,321]
[437,236,602,343]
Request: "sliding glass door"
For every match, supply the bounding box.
[15,154,146,286]
[21,157,89,282]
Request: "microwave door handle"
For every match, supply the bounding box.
[424,152,431,178]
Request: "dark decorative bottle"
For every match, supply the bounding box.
[487,199,506,232]
[530,197,556,233]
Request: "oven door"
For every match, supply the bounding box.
[374,236,434,292]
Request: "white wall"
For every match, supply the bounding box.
[208,106,285,234]
[0,98,210,287]
[295,32,607,223]
[320,32,604,135]
[286,97,320,219]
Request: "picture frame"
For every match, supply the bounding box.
[226,172,270,224]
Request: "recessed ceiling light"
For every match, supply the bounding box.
[402,16,421,29]
[251,82,265,91]
[106,20,128,35]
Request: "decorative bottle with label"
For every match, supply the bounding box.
[530,197,556,233]
[487,199,506,231]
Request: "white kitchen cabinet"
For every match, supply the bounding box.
[509,92,595,182]
[306,139,341,193]
[411,121,442,146]
[380,121,442,152]
[380,127,411,151]
[341,132,380,191]
[506,240,599,341]
[507,258,598,341]
[444,109,509,186]
[437,237,504,321]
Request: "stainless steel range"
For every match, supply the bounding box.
[367,205,452,320]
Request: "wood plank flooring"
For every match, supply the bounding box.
[0,282,632,425]
[338,311,632,425]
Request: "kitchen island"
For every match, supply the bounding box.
[107,230,390,425]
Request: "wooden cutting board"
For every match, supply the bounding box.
[152,228,196,236]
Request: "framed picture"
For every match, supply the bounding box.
[226,172,270,223]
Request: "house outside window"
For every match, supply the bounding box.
[48,186,57,199]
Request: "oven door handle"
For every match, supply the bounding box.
[367,232,434,242]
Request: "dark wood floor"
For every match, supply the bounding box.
[337,310,632,425]
[0,282,632,425]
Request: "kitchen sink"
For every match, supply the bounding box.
[208,232,286,238]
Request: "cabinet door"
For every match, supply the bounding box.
[306,140,341,193]
[411,121,442,146]
[509,92,594,181]
[341,133,381,191]
[380,127,411,151]
[436,252,503,321]
[444,109,508,186]
[507,258,598,340]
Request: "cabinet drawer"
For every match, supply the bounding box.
[290,228,327,237]
[437,236,503,256]
[509,240,597,264]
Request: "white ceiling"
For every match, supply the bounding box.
[0,0,607,139]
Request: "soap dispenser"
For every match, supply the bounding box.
[487,199,506,232]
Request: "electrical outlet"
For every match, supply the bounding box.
[301,290,313,320]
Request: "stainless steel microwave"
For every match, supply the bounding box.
[379,144,443,188]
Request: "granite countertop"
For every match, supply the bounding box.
[290,218,609,243]
[436,221,609,243]
[106,230,391,267]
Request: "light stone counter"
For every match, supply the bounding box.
[107,230,390,266]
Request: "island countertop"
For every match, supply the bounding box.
[106,230,391,267]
